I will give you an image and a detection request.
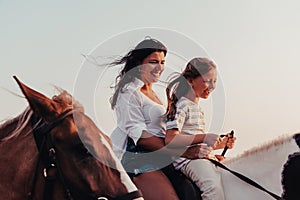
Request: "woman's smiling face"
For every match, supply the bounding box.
[139,51,165,84]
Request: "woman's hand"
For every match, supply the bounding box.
[182,144,212,159]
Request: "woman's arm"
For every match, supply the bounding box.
[137,131,211,159]
[137,131,168,151]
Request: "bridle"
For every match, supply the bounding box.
[27,109,142,200]
[215,131,283,200]
[207,158,283,200]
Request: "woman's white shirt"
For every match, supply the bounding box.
[110,78,166,159]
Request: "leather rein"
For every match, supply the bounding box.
[211,131,283,200]
[207,158,283,200]
[27,109,142,200]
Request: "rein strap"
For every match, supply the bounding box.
[28,109,74,200]
[207,158,283,200]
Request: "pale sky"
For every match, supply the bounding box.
[1,0,300,157]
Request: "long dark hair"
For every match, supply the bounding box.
[165,57,216,120]
[110,38,167,109]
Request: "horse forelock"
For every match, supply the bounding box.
[52,90,84,113]
[223,134,296,165]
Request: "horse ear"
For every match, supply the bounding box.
[13,76,62,122]
[294,133,300,148]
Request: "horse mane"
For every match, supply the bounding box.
[0,107,34,141]
[0,90,84,142]
[223,133,296,165]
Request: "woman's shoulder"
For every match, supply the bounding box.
[117,79,144,105]
[123,78,144,92]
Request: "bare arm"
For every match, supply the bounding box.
[165,129,219,148]
[137,131,211,159]
[137,131,167,151]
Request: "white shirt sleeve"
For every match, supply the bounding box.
[114,84,147,145]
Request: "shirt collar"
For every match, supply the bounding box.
[132,77,144,89]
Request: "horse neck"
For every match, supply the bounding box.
[97,133,138,195]
[223,134,299,195]
[0,108,42,199]
[225,135,298,172]
[0,118,18,140]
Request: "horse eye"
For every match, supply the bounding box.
[77,144,91,155]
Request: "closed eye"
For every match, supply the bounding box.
[149,60,165,65]
[203,79,217,84]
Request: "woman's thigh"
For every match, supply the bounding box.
[133,170,179,200]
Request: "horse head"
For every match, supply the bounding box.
[11,76,142,200]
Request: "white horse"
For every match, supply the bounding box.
[220,133,299,200]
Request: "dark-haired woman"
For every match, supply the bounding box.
[110,38,206,199]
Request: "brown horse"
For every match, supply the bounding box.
[0,76,143,200]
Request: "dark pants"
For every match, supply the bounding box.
[162,165,202,200]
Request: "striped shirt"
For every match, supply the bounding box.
[166,96,206,169]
